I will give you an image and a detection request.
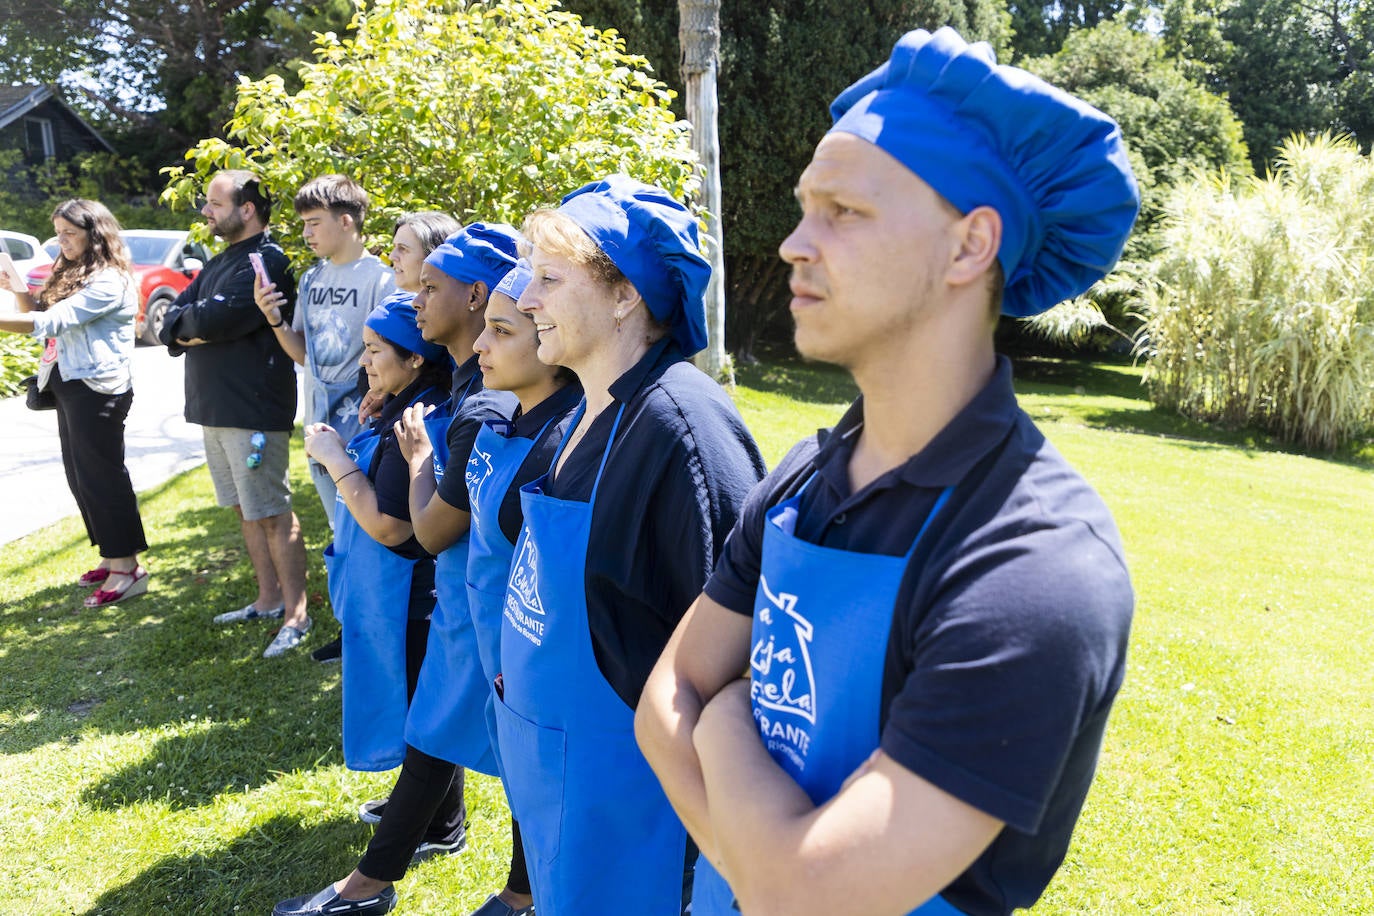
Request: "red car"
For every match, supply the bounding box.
[27,230,209,345]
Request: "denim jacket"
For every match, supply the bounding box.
[30,268,138,390]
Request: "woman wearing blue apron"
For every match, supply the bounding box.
[495,176,766,916]
[450,261,582,916]
[308,210,461,664]
[276,225,525,916]
[280,296,463,916]
[311,293,453,773]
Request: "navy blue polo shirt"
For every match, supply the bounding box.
[438,381,584,544]
[442,354,520,482]
[367,374,448,617]
[706,356,1134,916]
[546,339,767,709]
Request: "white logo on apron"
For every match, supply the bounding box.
[466,447,494,522]
[507,532,545,616]
[750,574,817,725]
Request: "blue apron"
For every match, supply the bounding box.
[692,477,964,916]
[323,424,413,771]
[323,385,444,771]
[402,394,499,775]
[495,402,688,916]
[463,415,558,779]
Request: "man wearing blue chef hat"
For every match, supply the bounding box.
[638,27,1139,916]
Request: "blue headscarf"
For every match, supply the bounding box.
[492,258,532,303]
[829,27,1140,317]
[365,292,451,367]
[425,222,522,292]
[557,175,712,355]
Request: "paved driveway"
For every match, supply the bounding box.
[0,345,206,545]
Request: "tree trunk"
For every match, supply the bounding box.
[679,0,732,385]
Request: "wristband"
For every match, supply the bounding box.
[268,315,285,328]
[334,468,363,486]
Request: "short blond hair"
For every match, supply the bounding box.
[520,209,624,287]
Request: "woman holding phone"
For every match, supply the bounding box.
[0,199,148,607]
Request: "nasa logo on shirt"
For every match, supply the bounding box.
[749,575,817,771]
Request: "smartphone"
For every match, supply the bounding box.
[248,251,270,287]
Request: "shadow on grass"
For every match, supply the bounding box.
[734,357,859,404]
[80,689,343,810]
[80,813,370,916]
[0,495,339,757]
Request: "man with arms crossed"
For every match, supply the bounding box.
[637,27,1140,916]
[160,170,310,658]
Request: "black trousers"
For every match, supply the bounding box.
[354,614,466,882]
[356,743,466,882]
[358,616,530,890]
[50,365,147,558]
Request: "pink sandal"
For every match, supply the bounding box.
[85,567,149,608]
[77,567,111,587]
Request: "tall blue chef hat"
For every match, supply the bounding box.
[557,175,712,355]
[425,222,522,292]
[492,258,533,303]
[828,27,1140,317]
[365,292,452,367]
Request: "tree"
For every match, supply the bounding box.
[679,0,731,382]
[1158,0,1374,171]
[562,0,1010,358]
[1024,21,1250,253]
[0,0,356,182]
[1005,0,1136,59]
[1019,21,1251,346]
[160,0,698,271]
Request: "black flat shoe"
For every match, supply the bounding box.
[272,884,397,916]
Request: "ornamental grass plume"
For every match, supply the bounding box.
[1135,133,1374,450]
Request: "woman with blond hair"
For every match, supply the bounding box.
[495,176,766,914]
[0,199,148,607]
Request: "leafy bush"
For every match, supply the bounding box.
[0,333,42,397]
[1136,133,1374,450]
[160,0,699,267]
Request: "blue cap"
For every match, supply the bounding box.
[557,174,711,355]
[829,27,1140,317]
[366,291,452,367]
[493,258,532,302]
[424,222,522,292]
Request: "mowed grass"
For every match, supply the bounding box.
[1,355,1371,914]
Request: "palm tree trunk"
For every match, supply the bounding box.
[679,0,732,384]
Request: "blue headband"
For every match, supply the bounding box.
[365,292,452,367]
[557,175,711,355]
[424,222,521,292]
[829,27,1140,317]
[493,258,532,303]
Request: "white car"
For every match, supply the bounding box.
[0,230,52,310]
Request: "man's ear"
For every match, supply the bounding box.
[947,205,1001,290]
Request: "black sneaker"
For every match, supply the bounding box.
[311,636,342,663]
[272,883,397,916]
[358,797,388,825]
[411,822,468,864]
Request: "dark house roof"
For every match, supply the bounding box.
[0,84,115,153]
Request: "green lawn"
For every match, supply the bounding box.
[1,356,1371,914]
